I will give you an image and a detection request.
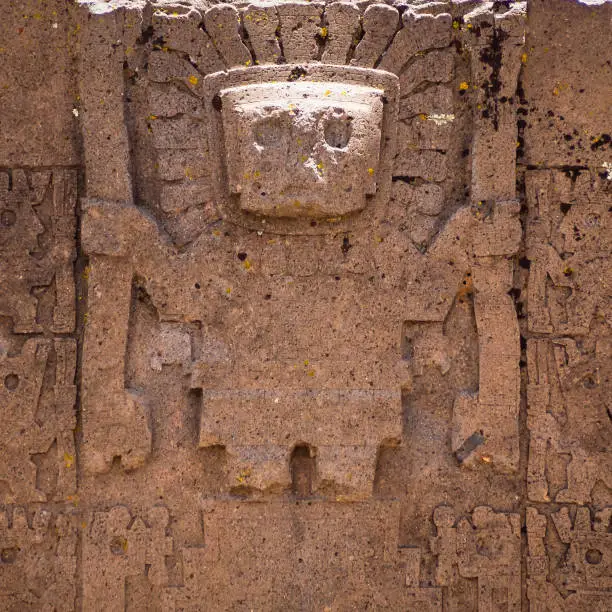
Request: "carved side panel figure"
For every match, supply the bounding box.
[0,169,77,334]
[525,169,611,336]
[0,166,77,504]
[527,506,612,611]
[525,169,611,504]
[82,506,175,612]
[0,337,77,504]
[431,505,521,612]
[0,508,77,611]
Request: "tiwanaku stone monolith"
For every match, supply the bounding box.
[0,0,610,609]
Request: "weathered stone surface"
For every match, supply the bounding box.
[170,501,443,609]
[521,0,612,169]
[0,0,610,609]
[0,508,77,610]
[0,169,77,334]
[0,0,79,166]
[527,506,612,611]
[351,3,399,68]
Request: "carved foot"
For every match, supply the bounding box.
[83,390,151,474]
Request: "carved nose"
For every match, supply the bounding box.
[31,210,44,234]
[289,135,324,184]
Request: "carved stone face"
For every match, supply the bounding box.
[220,81,385,218]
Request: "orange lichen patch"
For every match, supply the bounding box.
[459,81,469,91]
[110,536,129,554]
[188,75,199,86]
[236,468,252,484]
[456,272,473,304]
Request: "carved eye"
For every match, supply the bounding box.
[585,548,603,565]
[0,547,18,564]
[1,209,16,227]
[324,115,352,149]
[4,373,19,391]
[254,117,282,148]
[110,536,128,556]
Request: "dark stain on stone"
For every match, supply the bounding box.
[288,66,308,81]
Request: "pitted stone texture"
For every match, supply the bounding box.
[80,254,152,475]
[170,501,441,610]
[83,506,175,612]
[351,4,399,68]
[527,506,612,611]
[0,508,77,611]
[243,4,281,65]
[197,389,401,497]
[464,2,526,203]
[0,0,78,166]
[431,506,521,612]
[0,168,78,505]
[204,4,252,69]
[321,1,361,64]
[521,0,612,168]
[379,11,452,75]
[525,169,611,337]
[399,49,455,95]
[0,170,77,334]
[277,2,324,63]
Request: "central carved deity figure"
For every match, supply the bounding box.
[81,14,521,502]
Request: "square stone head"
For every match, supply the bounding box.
[219,81,385,218]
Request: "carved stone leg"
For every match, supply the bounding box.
[225,445,291,492]
[81,256,151,474]
[316,445,379,500]
[452,261,520,472]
